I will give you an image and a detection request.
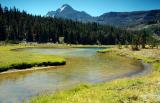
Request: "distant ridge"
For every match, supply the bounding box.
[46,4,160,27]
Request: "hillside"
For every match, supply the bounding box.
[47,4,160,27]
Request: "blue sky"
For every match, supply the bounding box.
[0,0,160,16]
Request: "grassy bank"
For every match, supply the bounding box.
[30,46,160,103]
[0,45,66,72]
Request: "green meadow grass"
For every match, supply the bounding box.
[0,45,65,72]
[30,47,160,103]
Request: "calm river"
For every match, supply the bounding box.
[0,47,149,103]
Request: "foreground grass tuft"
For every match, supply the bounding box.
[0,45,66,72]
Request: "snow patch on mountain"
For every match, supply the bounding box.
[60,5,66,12]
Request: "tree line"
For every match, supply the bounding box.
[0,5,159,46]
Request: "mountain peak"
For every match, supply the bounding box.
[59,4,73,12]
[61,4,71,8]
[46,4,160,27]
